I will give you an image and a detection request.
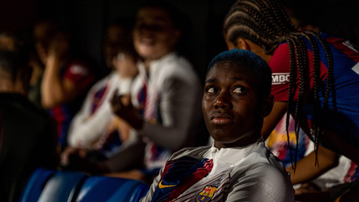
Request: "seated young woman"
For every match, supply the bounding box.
[223,0,359,199]
[140,49,294,202]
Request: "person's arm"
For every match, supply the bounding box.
[61,131,145,173]
[138,76,200,151]
[286,145,340,185]
[261,42,295,140]
[101,134,146,172]
[41,58,92,108]
[42,60,72,109]
[112,76,201,151]
[112,54,200,151]
[41,35,75,108]
[68,101,113,148]
[261,101,288,140]
[41,35,94,108]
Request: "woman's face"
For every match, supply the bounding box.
[133,7,180,61]
[202,61,266,148]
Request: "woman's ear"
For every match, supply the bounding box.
[236,38,251,50]
[261,95,274,118]
[224,37,251,50]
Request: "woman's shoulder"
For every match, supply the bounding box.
[168,146,211,161]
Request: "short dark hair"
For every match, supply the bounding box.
[0,34,29,81]
[207,49,272,96]
[140,1,184,31]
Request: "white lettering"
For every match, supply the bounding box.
[272,73,290,85]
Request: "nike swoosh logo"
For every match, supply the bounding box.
[158,180,176,189]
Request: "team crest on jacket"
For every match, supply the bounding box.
[196,186,217,202]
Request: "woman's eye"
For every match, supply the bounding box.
[233,87,246,94]
[206,87,216,94]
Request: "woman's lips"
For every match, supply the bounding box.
[211,117,233,124]
[211,113,233,124]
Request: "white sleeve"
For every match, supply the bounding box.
[226,165,294,202]
[68,104,113,148]
[67,78,114,148]
[137,75,201,151]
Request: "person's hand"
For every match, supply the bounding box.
[118,118,131,142]
[60,146,87,167]
[106,117,132,142]
[295,183,321,195]
[60,146,109,174]
[47,33,69,61]
[110,91,143,130]
[112,53,138,79]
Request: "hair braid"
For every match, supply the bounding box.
[245,0,287,35]
[225,3,277,48]
[309,31,334,163]
[301,31,322,165]
[286,37,297,171]
[286,34,308,170]
[267,0,294,32]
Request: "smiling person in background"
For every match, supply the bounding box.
[107,1,202,181]
[140,49,293,202]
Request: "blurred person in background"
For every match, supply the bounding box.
[0,33,57,202]
[34,21,97,148]
[64,19,138,163]
[61,1,202,182]
[109,1,202,181]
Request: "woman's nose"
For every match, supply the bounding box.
[213,92,232,109]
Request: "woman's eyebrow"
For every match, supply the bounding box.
[230,77,245,81]
[205,78,218,84]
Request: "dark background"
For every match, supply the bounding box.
[1,0,359,80]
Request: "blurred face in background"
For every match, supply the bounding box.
[104,25,129,69]
[0,35,16,50]
[133,6,180,62]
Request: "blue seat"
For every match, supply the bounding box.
[20,168,149,202]
[19,168,56,202]
[107,179,150,202]
[75,176,149,202]
[75,176,128,202]
[37,170,88,202]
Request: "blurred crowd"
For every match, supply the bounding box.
[1,0,359,202]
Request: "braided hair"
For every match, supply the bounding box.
[223,0,334,170]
